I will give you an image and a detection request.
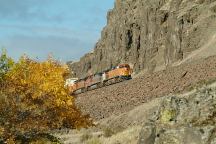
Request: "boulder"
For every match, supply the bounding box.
[138,87,216,144]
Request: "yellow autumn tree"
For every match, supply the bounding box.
[0,54,92,143]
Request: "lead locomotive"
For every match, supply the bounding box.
[66,64,133,95]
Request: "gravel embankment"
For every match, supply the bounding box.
[75,56,216,120]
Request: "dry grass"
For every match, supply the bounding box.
[102,125,125,138]
[80,131,93,143]
[86,137,102,144]
[100,126,141,144]
[180,78,216,94]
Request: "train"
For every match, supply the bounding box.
[66,64,133,95]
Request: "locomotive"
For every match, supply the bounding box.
[66,64,133,95]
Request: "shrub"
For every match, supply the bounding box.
[0,49,14,81]
[0,52,92,142]
[160,109,176,123]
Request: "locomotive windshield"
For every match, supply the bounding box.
[119,64,130,68]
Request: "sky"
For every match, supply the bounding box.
[0,0,115,61]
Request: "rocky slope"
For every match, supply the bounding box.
[75,56,216,120]
[138,86,216,144]
[69,0,216,78]
[57,83,216,144]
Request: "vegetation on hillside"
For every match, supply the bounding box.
[0,50,92,143]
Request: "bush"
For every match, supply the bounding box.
[0,51,92,142]
[16,133,62,144]
[0,49,14,81]
[160,109,176,123]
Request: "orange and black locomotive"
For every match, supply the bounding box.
[66,64,133,95]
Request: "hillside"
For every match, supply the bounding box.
[61,0,216,143]
[75,56,216,120]
[68,0,216,78]
[56,79,216,144]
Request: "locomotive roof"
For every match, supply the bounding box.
[77,64,130,81]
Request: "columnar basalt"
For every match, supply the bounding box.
[69,0,216,78]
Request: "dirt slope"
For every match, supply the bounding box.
[75,56,216,120]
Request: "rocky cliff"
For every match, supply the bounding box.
[69,0,216,78]
[138,87,216,144]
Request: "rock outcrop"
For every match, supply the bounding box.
[69,0,216,78]
[138,87,216,144]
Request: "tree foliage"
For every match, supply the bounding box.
[0,51,92,143]
[0,49,14,81]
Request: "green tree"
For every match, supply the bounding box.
[0,49,14,81]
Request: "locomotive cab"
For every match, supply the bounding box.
[117,64,132,79]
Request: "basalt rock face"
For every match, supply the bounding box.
[138,87,216,144]
[69,0,216,78]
